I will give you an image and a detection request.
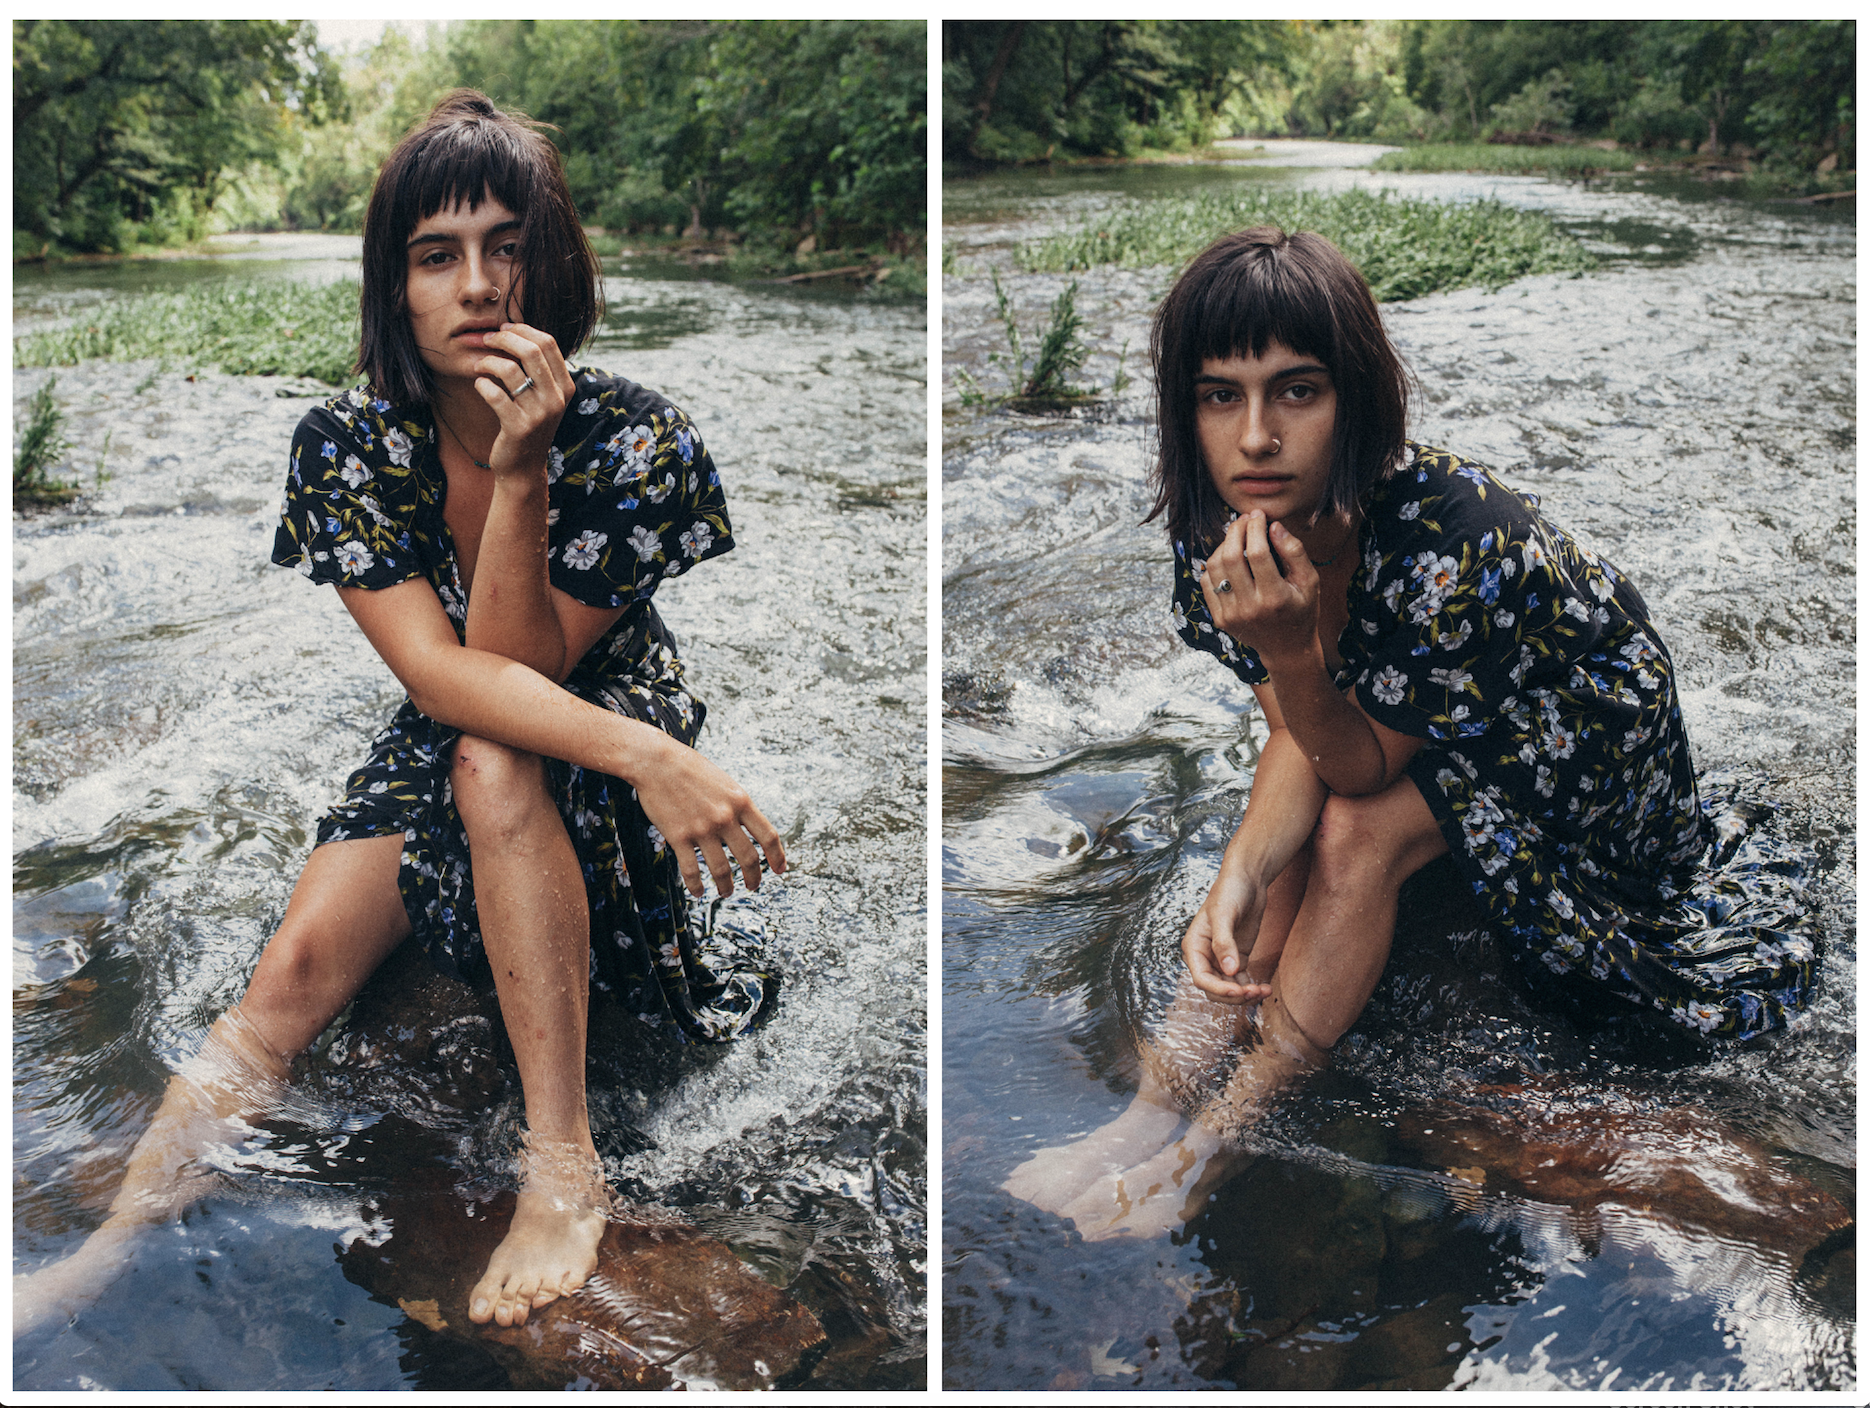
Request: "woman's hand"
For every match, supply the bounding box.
[473,323,577,477]
[1182,863,1274,1005]
[1198,511,1321,668]
[629,730,788,899]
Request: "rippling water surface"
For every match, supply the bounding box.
[943,153,1853,1391]
[14,242,927,1389]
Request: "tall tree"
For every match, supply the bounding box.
[14,19,341,252]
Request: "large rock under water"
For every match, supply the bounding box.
[314,940,830,1390]
[340,1187,826,1390]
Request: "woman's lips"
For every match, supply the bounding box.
[1232,476,1291,494]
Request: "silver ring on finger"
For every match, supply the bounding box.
[1216,578,1233,594]
[512,375,536,398]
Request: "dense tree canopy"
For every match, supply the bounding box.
[14,19,342,254]
[14,19,925,256]
[946,19,1853,172]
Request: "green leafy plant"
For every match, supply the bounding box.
[956,271,1106,410]
[14,377,80,506]
[1016,187,1596,302]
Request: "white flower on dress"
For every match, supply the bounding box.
[547,446,566,484]
[644,472,675,504]
[646,823,667,854]
[1428,666,1474,694]
[1370,665,1408,706]
[628,525,662,561]
[1397,499,1422,520]
[339,455,371,488]
[1679,1000,1724,1033]
[577,397,601,414]
[678,522,713,559]
[1521,537,1547,573]
[1547,887,1576,920]
[562,530,607,570]
[334,540,375,576]
[383,427,414,467]
[1494,609,1515,629]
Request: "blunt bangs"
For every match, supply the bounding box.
[357,90,601,406]
[1148,227,1409,552]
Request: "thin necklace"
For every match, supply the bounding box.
[432,406,491,470]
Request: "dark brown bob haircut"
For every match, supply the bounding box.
[1147,226,1409,552]
[357,90,601,406]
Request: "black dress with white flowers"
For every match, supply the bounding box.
[271,370,773,1043]
[1173,442,1815,1041]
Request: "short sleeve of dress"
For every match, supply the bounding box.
[1347,448,1608,743]
[546,373,735,609]
[271,393,431,590]
[1170,533,1270,686]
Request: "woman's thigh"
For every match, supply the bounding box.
[241,832,412,1057]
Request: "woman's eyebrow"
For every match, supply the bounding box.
[405,219,522,251]
[1194,362,1329,384]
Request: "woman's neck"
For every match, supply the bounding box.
[428,380,501,468]
[1283,505,1361,568]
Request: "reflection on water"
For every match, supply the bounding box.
[942,156,1853,1390]
[13,255,927,1389]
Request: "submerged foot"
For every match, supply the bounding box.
[1003,1097,1189,1216]
[1056,1124,1242,1241]
[468,1142,611,1328]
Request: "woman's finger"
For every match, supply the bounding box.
[1269,521,1319,595]
[671,835,706,899]
[743,802,787,877]
[696,834,736,898]
[721,820,764,893]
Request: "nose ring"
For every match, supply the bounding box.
[1268,437,1281,455]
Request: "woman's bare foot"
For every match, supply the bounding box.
[14,1009,291,1340]
[1002,1096,1189,1215]
[1057,1124,1248,1240]
[1052,999,1330,1241]
[468,1138,612,1327]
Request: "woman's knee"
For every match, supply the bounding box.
[450,735,551,841]
[1309,786,1445,894]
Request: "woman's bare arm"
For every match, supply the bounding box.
[339,579,784,896]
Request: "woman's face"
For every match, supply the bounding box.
[1194,343,1338,528]
[403,194,524,386]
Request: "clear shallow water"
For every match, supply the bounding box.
[12,257,928,1388]
[942,160,1853,1390]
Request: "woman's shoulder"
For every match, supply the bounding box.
[291,386,431,486]
[1369,441,1543,543]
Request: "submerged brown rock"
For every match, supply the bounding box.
[1394,1083,1853,1262]
[320,941,828,1389]
[341,1189,826,1389]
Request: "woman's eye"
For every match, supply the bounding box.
[493,241,519,259]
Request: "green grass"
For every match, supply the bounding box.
[1371,143,1639,176]
[15,280,361,383]
[1014,187,1595,301]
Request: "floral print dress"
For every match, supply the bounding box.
[271,370,773,1043]
[1173,443,1815,1041]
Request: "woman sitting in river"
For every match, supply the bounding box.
[17,91,785,1334]
[1006,226,1816,1239]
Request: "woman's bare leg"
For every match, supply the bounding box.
[1002,842,1316,1215]
[449,736,609,1329]
[14,833,411,1338]
[1057,780,1448,1239]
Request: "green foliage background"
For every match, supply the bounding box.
[944,20,1853,175]
[15,19,927,257]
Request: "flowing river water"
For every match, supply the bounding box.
[13,237,927,1389]
[943,147,1853,1390]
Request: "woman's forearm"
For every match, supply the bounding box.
[1223,727,1329,884]
[463,470,570,679]
[409,644,675,782]
[1260,643,1391,796]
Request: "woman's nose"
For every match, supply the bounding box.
[1239,398,1277,457]
[459,253,500,305]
